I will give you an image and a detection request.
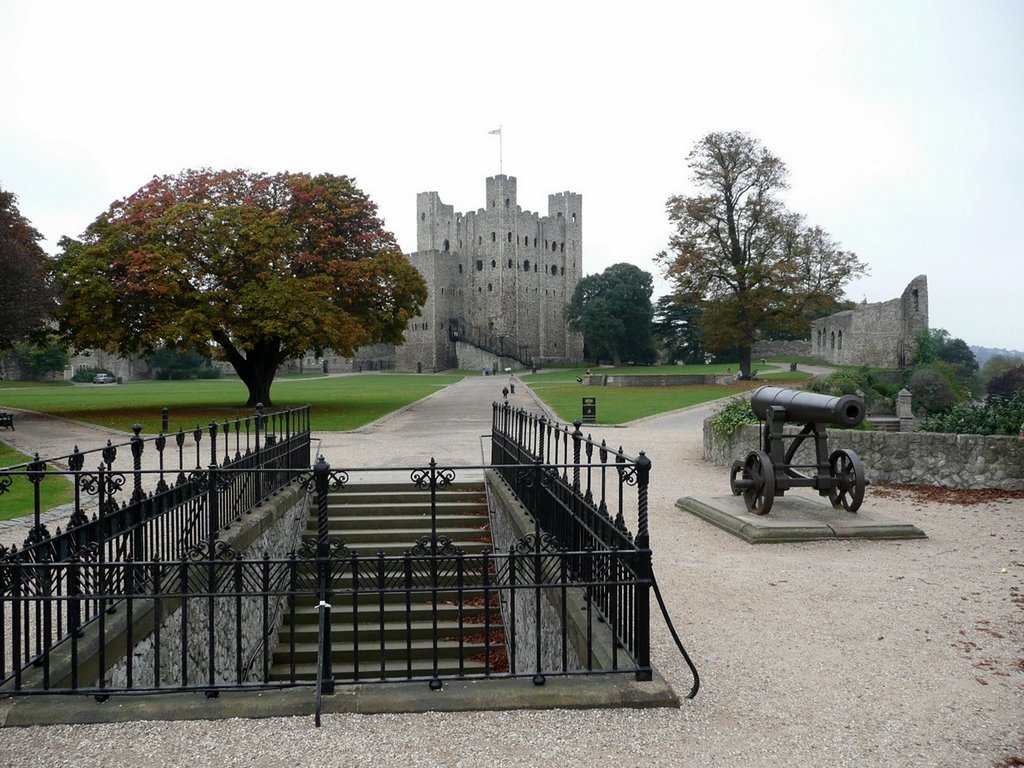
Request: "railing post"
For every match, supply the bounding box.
[254,404,264,503]
[161,407,169,434]
[571,420,583,493]
[634,451,652,682]
[130,424,144,504]
[313,456,334,694]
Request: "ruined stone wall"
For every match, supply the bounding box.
[811,275,928,368]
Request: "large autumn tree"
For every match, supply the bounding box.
[0,185,55,350]
[55,169,427,405]
[657,131,868,378]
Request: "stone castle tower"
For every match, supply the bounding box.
[395,175,584,372]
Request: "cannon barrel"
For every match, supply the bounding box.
[749,385,865,428]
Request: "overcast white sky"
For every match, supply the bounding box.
[2,0,1021,350]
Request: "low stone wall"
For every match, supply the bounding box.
[105,483,310,688]
[586,374,731,387]
[703,420,1024,490]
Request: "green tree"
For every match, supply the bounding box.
[913,328,978,393]
[980,354,1024,387]
[149,346,209,379]
[986,365,1024,399]
[567,263,656,367]
[0,186,54,349]
[657,131,868,379]
[54,169,427,405]
[14,335,68,380]
[652,294,703,364]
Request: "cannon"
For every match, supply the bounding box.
[729,386,868,515]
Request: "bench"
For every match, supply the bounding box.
[0,412,13,430]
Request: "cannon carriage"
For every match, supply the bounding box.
[729,386,868,515]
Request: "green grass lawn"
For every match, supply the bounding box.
[0,442,75,522]
[522,362,813,423]
[0,373,467,433]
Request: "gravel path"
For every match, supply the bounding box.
[1,375,1022,767]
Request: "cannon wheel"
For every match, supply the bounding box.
[741,451,775,515]
[729,460,744,495]
[828,449,865,512]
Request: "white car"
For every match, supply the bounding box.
[92,373,116,384]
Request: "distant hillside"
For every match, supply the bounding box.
[971,345,1024,367]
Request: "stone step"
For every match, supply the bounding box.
[278,618,501,644]
[272,636,504,666]
[268,656,498,682]
[288,588,498,609]
[309,513,488,531]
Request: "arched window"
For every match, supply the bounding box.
[507,258,513,268]
[443,239,449,251]
[505,198,510,207]
[491,232,496,242]
[488,283,493,292]
[458,264,463,274]
[552,242,557,252]
[550,265,558,276]
[830,331,836,349]
[571,213,576,223]
[476,260,483,272]
[913,289,920,311]
[523,259,530,271]
[420,212,426,221]
[838,330,843,351]
[507,231,512,242]
[491,259,496,268]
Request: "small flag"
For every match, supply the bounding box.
[488,128,502,135]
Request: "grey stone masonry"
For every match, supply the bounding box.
[704,419,1024,490]
[396,175,584,372]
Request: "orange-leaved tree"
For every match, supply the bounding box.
[55,169,426,405]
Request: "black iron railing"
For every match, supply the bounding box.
[0,405,312,685]
[0,402,683,701]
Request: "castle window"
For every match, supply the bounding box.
[913,289,919,311]
[544,239,548,248]
[420,213,426,221]
[830,331,836,350]
[550,265,558,276]
[534,238,538,248]
[488,283,493,292]
[478,287,483,292]
[557,212,563,218]
[560,267,564,275]
[505,198,510,207]
[443,239,450,251]
[491,259,496,268]
[491,232,496,242]
[476,260,483,271]
[523,259,530,271]
[507,232,512,242]
[838,331,843,351]
[478,236,482,245]
[423,322,428,330]
[459,240,463,248]
[534,264,538,272]
[551,241,557,252]
[572,213,576,223]
[560,243,564,253]
[507,258,513,268]
[459,264,463,273]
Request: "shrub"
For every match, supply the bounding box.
[908,366,958,414]
[921,391,1024,435]
[986,365,1024,399]
[71,366,112,383]
[710,396,757,438]
[195,366,221,379]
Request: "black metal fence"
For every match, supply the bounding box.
[0,402,664,698]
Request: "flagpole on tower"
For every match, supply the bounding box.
[489,126,502,175]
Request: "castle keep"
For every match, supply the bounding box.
[395,175,584,372]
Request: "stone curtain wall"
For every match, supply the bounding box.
[751,340,812,358]
[703,420,1024,490]
[105,484,310,688]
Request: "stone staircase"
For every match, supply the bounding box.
[269,481,506,682]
